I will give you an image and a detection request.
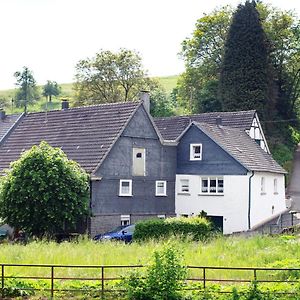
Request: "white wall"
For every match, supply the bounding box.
[250,172,286,228]
[176,171,286,234]
[175,174,249,234]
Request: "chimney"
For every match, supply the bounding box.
[216,116,222,126]
[61,100,69,110]
[0,109,6,121]
[139,91,150,114]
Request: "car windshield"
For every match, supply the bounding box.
[119,225,135,234]
[105,226,125,234]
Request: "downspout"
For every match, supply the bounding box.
[248,171,255,230]
[88,176,92,237]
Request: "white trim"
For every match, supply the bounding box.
[190,143,202,161]
[132,147,146,176]
[155,180,167,196]
[119,179,132,196]
[157,214,166,219]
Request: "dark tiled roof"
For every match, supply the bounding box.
[0,102,140,174]
[194,122,286,174]
[0,114,22,141]
[154,110,256,140]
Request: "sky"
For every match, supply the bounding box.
[0,0,300,90]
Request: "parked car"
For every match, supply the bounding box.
[93,224,135,243]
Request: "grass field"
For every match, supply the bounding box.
[1,234,299,277]
[1,234,299,299]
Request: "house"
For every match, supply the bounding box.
[154,113,287,234]
[0,97,176,236]
[0,97,287,235]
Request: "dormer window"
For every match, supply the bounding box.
[190,144,202,161]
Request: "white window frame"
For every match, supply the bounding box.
[119,179,132,196]
[132,148,146,176]
[199,177,224,195]
[261,177,266,194]
[156,180,167,196]
[120,215,131,226]
[190,143,202,161]
[157,214,166,219]
[179,179,190,194]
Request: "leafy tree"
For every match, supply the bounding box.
[14,67,40,112]
[0,142,89,237]
[42,80,61,102]
[218,1,271,120]
[176,3,300,120]
[74,48,152,105]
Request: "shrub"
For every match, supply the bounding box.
[133,216,212,241]
[122,245,187,300]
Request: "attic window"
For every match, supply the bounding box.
[190,144,202,161]
[136,153,142,158]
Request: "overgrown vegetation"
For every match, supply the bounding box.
[1,235,300,298]
[133,216,212,242]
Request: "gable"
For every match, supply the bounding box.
[121,105,159,139]
[177,124,248,175]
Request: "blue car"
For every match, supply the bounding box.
[93,224,135,243]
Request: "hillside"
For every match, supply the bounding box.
[0,75,179,113]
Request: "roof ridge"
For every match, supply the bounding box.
[26,101,140,116]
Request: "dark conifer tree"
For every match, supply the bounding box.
[218,1,275,121]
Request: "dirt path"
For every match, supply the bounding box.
[287,144,300,211]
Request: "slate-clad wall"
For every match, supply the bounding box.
[91,106,176,235]
[177,124,247,175]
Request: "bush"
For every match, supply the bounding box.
[122,245,187,300]
[133,216,212,242]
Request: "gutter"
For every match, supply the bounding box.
[248,171,255,230]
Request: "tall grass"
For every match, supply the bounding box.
[0,234,298,279]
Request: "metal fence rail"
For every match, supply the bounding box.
[1,263,300,298]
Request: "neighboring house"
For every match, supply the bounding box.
[0,111,23,144]
[154,114,286,234]
[0,99,176,236]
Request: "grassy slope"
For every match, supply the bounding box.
[0,75,179,114]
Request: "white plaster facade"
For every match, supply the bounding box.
[176,172,286,234]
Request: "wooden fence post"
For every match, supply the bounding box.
[51,266,54,299]
[1,265,4,299]
[101,266,104,299]
[203,267,206,289]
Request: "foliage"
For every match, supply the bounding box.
[74,48,153,105]
[42,80,61,102]
[149,82,175,117]
[219,1,271,121]
[0,141,89,237]
[14,66,40,111]
[133,216,212,241]
[123,245,187,300]
[2,278,36,297]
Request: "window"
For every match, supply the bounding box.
[156,181,167,196]
[200,177,224,195]
[190,144,202,160]
[157,214,166,219]
[261,177,266,194]
[132,148,145,176]
[274,178,278,194]
[119,180,132,196]
[179,179,190,193]
[120,215,130,226]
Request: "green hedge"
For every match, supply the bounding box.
[133,217,212,241]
